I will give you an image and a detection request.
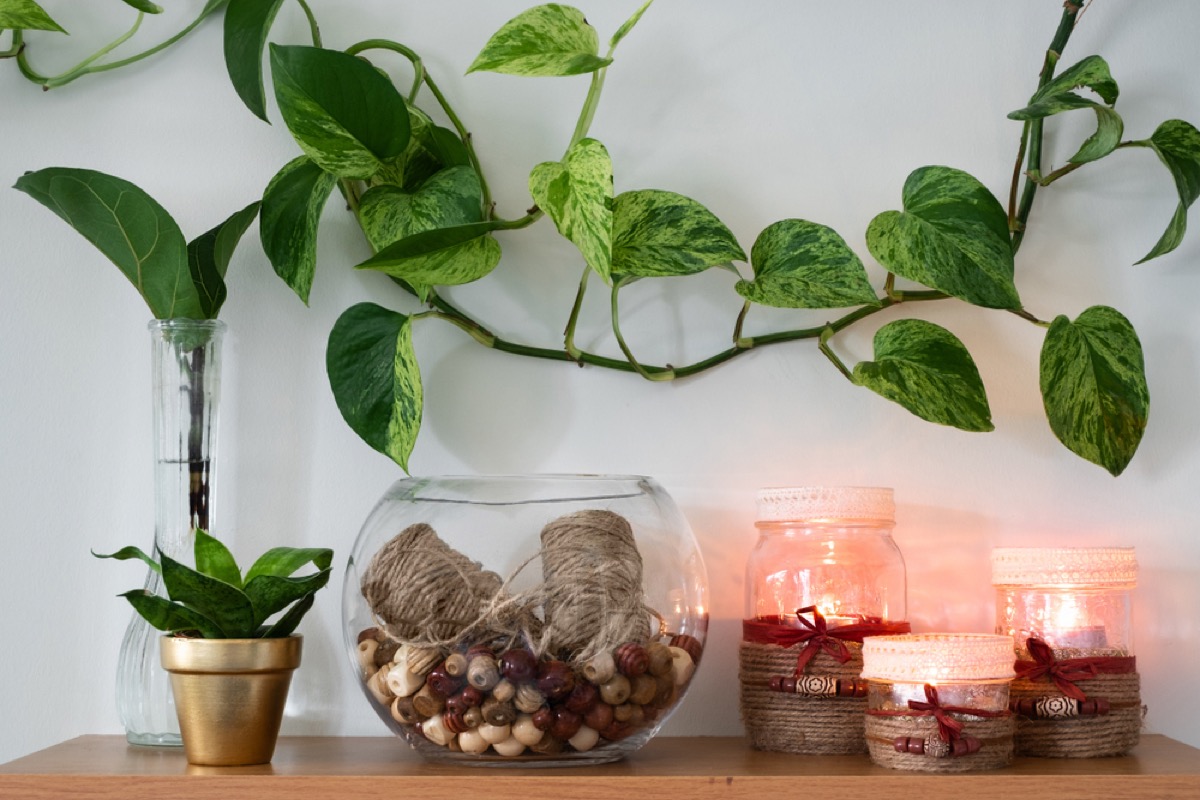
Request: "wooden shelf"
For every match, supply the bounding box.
[2,734,1199,799]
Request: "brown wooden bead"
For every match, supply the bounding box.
[374,640,400,668]
[951,736,982,757]
[536,660,576,701]
[444,692,470,715]
[531,706,555,732]
[443,653,469,677]
[491,678,517,703]
[629,674,657,705]
[499,648,538,682]
[1081,698,1111,716]
[626,705,645,726]
[600,721,633,741]
[669,634,703,664]
[445,735,462,753]
[652,673,675,707]
[443,710,469,734]
[463,706,484,729]
[391,696,421,725]
[564,681,599,714]
[459,685,484,707]
[357,627,380,644]
[412,684,446,718]
[550,707,583,741]
[615,643,649,677]
[466,644,494,660]
[583,701,614,732]
[481,697,517,727]
[641,704,659,723]
[426,665,461,697]
[837,678,868,698]
[646,642,674,677]
[613,703,634,723]
[768,675,784,692]
[529,733,564,755]
[599,674,631,706]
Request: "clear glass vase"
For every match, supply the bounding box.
[116,319,225,746]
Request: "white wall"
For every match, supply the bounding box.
[3,0,1199,762]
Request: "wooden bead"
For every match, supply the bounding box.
[583,701,614,732]
[511,714,544,747]
[951,736,982,757]
[492,736,527,757]
[478,722,511,745]
[551,707,583,740]
[358,627,380,644]
[1081,698,1111,716]
[613,703,635,722]
[514,683,546,714]
[668,647,695,687]
[652,673,676,708]
[463,706,484,729]
[837,678,868,698]
[456,727,489,755]
[536,660,576,701]
[600,721,633,741]
[564,681,599,714]
[499,648,538,682]
[374,639,400,668]
[366,666,394,706]
[641,704,659,723]
[629,674,657,705]
[569,725,601,753]
[443,653,469,677]
[529,733,564,755]
[531,706,555,732]
[426,665,460,697]
[422,713,453,747]
[646,642,674,677]
[583,652,616,685]
[491,678,517,703]
[599,674,631,705]
[795,676,838,697]
[406,646,443,677]
[390,696,421,725]
[467,656,501,692]
[459,685,484,707]
[1011,696,1112,720]
[615,643,649,677]
[412,683,446,718]
[466,644,494,660]
[481,697,517,727]
[445,692,470,715]
[626,705,645,727]
[385,662,424,699]
[356,639,379,679]
[445,735,462,753]
[669,634,703,664]
[443,709,469,735]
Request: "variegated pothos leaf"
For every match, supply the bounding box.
[1132,119,1200,263]
[358,166,484,251]
[0,0,66,31]
[611,189,744,279]
[468,3,611,77]
[530,137,613,282]
[259,156,337,304]
[737,218,878,308]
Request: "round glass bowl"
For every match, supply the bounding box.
[343,475,709,765]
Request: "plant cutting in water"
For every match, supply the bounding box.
[95,529,333,639]
[8,1,1200,476]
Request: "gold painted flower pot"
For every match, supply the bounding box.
[160,635,302,766]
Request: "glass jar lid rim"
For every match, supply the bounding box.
[862,633,1016,681]
[991,547,1137,587]
[755,486,894,523]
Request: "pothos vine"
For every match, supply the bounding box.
[9,0,1200,476]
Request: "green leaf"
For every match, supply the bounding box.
[737,219,878,308]
[530,137,613,282]
[120,591,223,638]
[13,168,200,319]
[468,3,611,77]
[187,200,260,319]
[371,107,470,192]
[244,568,331,627]
[356,221,503,291]
[609,0,654,50]
[1131,119,1200,263]
[865,166,1019,309]
[259,156,337,304]
[1032,55,1119,106]
[161,554,256,638]
[852,319,993,432]
[92,546,161,576]
[327,304,423,471]
[358,166,484,251]
[270,44,411,179]
[610,189,744,279]
[0,0,66,32]
[244,546,333,583]
[1009,94,1123,165]
[261,592,314,638]
[223,0,286,121]
[193,529,242,588]
[1040,306,1148,476]
[118,0,163,13]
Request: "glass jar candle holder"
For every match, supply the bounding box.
[740,487,909,754]
[861,634,1016,772]
[992,547,1141,757]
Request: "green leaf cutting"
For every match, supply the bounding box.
[468,3,611,77]
[737,218,878,308]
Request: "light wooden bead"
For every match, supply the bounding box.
[599,674,631,706]
[385,662,424,698]
[467,656,501,692]
[629,674,657,705]
[492,736,528,757]
[406,646,443,677]
[626,705,645,726]
[457,727,489,755]
[613,703,634,722]
[514,683,547,714]
[463,706,484,729]
[478,723,511,745]
[646,643,673,677]
[421,713,453,747]
[652,673,675,707]
[583,652,616,685]
[491,678,517,703]
[511,714,544,747]
[669,646,695,686]
[569,725,600,753]
[390,696,420,725]
[356,640,379,680]
[412,684,446,718]
[444,653,468,677]
[367,666,394,706]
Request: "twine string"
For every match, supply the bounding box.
[1015,636,1137,701]
[866,684,1012,744]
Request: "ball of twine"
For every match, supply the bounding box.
[539,509,652,661]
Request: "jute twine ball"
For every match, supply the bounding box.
[540,509,651,661]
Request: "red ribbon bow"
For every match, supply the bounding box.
[1014,637,1136,702]
[742,607,911,675]
[868,684,1012,744]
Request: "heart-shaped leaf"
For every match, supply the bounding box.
[187,200,260,319]
[244,547,334,583]
[194,529,242,589]
[866,166,1019,310]
[223,0,287,121]
[737,218,878,308]
[1008,56,1122,164]
[611,189,745,279]
[0,0,66,32]
[468,3,611,77]
[14,167,200,319]
[120,591,223,638]
[244,568,332,628]
[161,553,256,638]
[259,156,337,304]
[852,318,993,432]
[356,222,502,292]
[327,303,423,471]
[530,137,613,282]
[1131,119,1200,263]
[358,166,484,251]
[1031,54,1119,106]
[1040,306,1148,476]
[371,107,470,192]
[270,44,410,179]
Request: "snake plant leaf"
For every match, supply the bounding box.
[259,156,337,304]
[0,0,66,32]
[261,592,315,638]
[327,303,423,472]
[468,3,611,77]
[161,553,257,638]
[611,189,744,279]
[244,567,332,628]
[1040,306,1148,476]
[193,529,243,589]
[530,137,613,282]
[866,166,1019,310]
[14,167,201,319]
[187,200,260,319]
[119,591,224,638]
[737,219,878,308]
[372,107,470,192]
[852,318,994,432]
[1008,56,1122,164]
[359,166,485,251]
[91,546,161,576]
[1130,119,1200,263]
[270,44,411,179]
[244,546,334,583]
[223,0,286,121]
[118,0,163,13]
[609,0,654,50]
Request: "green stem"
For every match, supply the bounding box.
[1010,4,1082,255]
[568,67,608,150]
[295,0,322,47]
[1,30,21,59]
[610,281,675,381]
[564,267,590,360]
[345,39,424,106]
[422,71,492,214]
[1009,307,1051,327]
[1032,160,1087,186]
[732,300,752,348]
[1008,121,1030,231]
[18,12,143,87]
[818,326,854,381]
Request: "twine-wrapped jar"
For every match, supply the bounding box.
[992,547,1141,757]
[862,634,1016,772]
[739,487,909,754]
